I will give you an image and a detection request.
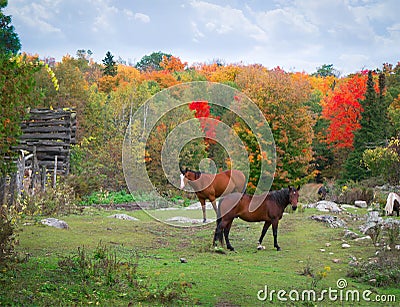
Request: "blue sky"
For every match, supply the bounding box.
[5,0,400,75]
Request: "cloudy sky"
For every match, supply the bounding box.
[5,0,400,75]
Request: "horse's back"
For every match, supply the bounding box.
[219,192,243,217]
[224,169,247,193]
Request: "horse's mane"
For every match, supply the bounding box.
[268,188,290,207]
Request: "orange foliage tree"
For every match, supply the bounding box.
[235,65,315,188]
[160,55,187,72]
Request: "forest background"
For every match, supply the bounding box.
[1,0,400,202]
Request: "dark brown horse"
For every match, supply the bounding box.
[213,186,300,251]
[180,168,247,222]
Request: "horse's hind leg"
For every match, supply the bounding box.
[272,219,281,251]
[223,220,234,251]
[257,221,271,250]
[213,220,224,247]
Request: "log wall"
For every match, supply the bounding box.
[14,108,77,175]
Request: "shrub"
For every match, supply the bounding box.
[347,250,400,287]
[24,180,79,216]
[0,203,23,265]
[329,181,374,204]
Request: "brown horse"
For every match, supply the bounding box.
[213,186,300,251]
[180,168,247,222]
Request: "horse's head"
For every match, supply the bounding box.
[179,167,199,189]
[288,186,300,210]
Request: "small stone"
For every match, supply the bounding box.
[325,243,331,247]
[342,243,351,249]
[320,248,326,252]
[332,258,341,263]
[354,236,371,242]
[180,258,187,263]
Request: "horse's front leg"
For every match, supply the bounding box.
[209,196,218,218]
[272,219,280,251]
[199,198,207,223]
[257,221,271,250]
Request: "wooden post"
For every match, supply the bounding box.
[40,166,47,192]
[15,151,25,203]
[9,173,16,206]
[53,155,57,188]
[0,176,6,205]
[30,146,39,195]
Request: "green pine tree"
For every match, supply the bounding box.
[102,51,117,76]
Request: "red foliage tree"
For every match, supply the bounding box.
[322,74,368,148]
[189,101,219,148]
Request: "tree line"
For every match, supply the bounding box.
[1,1,400,200]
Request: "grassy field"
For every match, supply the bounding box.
[1,198,399,306]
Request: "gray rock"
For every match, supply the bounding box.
[354,200,367,208]
[310,215,346,228]
[315,201,342,213]
[41,218,69,229]
[107,214,139,221]
[343,229,359,239]
[166,216,216,224]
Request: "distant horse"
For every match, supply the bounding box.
[180,167,247,222]
[385,192,400,217]
[213,186,300,251]
[317,185,327,201]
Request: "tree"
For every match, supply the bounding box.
[102,51,117,76]
[322,73,367,149]
[343,71,388,180]
[0,0,21,54]
[0,54,44,176]
[135,51,171,72]
[312,64,340,78]
[235,65,315,189]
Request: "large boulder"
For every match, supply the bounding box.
[316,201,342,213]
[41,218,69,229]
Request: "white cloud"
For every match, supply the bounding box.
[189,0,266,42]
[4,0,400,74]
[134,13,150,23]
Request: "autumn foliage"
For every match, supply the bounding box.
[189,100,219,146]
[3,48,400,195]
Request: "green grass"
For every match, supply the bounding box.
[1,205,399,306]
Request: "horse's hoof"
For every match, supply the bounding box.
[203,219,207,223]
[276,247,281,251]
[228,246,235,251]
[257,245,265,250]
[214,247,226,254]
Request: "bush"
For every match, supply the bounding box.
[328,181,374,204]
[347,250,400,287]
[23,180,79,216]
[0,202,23,265]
